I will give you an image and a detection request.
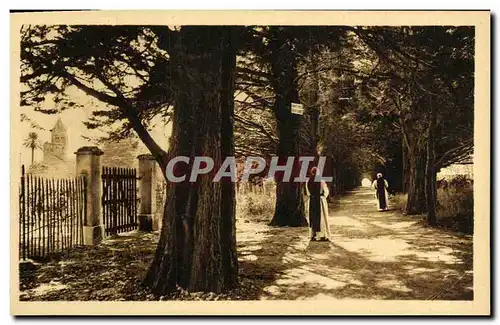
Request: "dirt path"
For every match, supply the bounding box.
[237,187,473,300]
[20,187,473,301]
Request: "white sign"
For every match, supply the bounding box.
[291,103,304,115]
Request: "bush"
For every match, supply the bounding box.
[390,193,408,213]
[436,179,473,234]
[236,184,276,223]
[391,176,473,234]
[437,175,473,190]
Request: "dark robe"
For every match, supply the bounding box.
[307,178,321,232]
[376,177,387,209]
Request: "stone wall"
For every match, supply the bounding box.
[437,163,473,180]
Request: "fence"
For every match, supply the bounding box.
[102,167,138,236]
[18,147,158,259]
[19,165,87,260]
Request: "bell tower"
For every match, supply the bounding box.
[51,117,67,150]
[43,117,68,163]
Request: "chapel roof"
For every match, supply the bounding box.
[50,117,67,132]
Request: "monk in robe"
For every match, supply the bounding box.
[372,173,389,211]
[305,167,331,241]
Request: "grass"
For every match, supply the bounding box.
[19,186,473,301]
[390,178,473,234]
[19,231,264,301]
[236,184,276,223]
[390,193,408,213]
[436,182,473,234]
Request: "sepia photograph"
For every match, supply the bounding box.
[10,10,490,315]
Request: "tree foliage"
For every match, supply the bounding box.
[347,26,474,216]
[23,131,42,165]
[20,23,475,292]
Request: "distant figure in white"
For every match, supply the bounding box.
[305,167,331,242]
[372,173,389,211]
[361,178,372,187]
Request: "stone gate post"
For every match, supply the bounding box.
[75,146,105,245]
[137,154,158,231]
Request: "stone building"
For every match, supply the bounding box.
[437,154,474,180]
[29,118,74,177]
[101,137,140,169]
[437,162,473,180]
[42,117,68,164]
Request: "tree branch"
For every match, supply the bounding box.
[435,139,473,169]
[234,114,278,144]
[151,26,178,53]
[60,68,168,167]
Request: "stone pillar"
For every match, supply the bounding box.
[75,146,105,245]
[137,154,158,231]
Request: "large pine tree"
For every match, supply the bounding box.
[21,25,239,294]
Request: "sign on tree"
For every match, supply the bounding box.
[291,103,304,115]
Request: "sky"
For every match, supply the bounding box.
[17,69,257,169]
[18,90,172,168]
[19,105,93,167]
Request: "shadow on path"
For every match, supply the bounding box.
[20,187,472,301]
[237,187,473,300]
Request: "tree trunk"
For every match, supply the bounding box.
[219,30,239,288]
[307,58,321,156]
[330,164,336,197]
[425,104,437,226]
[401,134,407,193]
[310,108,320,155]
[405,149,427,215]
[144,26,238,295]
[270,110,308,227]
[31,147,34,165]
[268,29,307,227]
[337,166,344,193]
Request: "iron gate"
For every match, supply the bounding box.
[101,167,138,235]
